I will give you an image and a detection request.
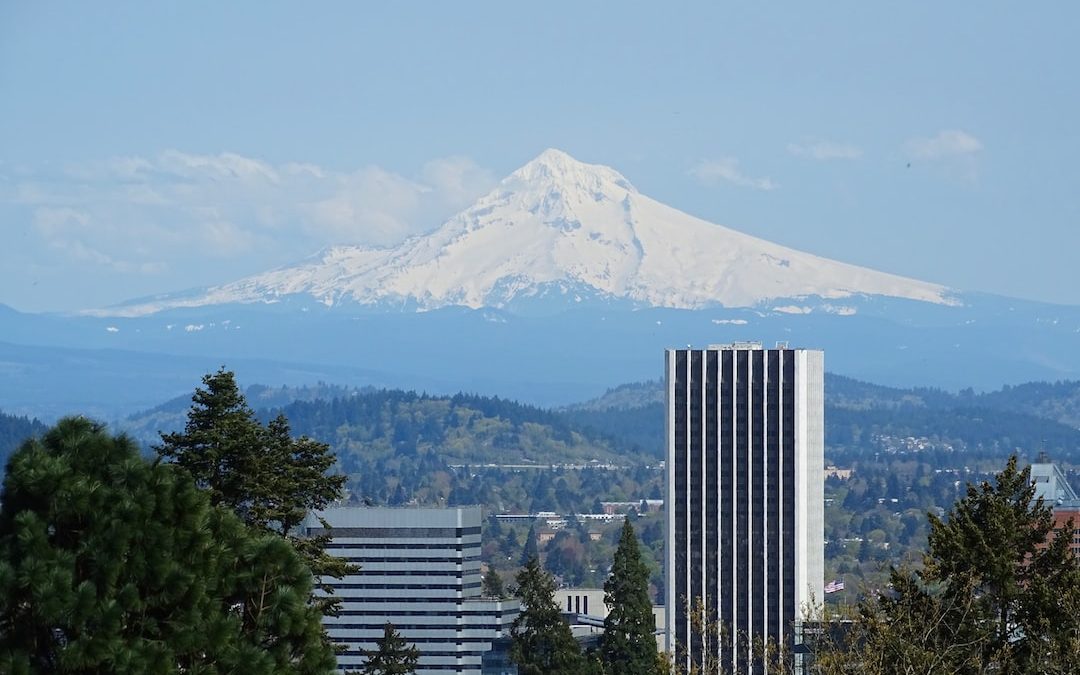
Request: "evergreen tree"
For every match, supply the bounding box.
[520,522,539,566]
[815,455,1080,674]
[360,623,419,675]
[0,417,335,674]
[600,520,659,675]
[922,455,1080,672]
[482,567,506,599]
[511,556,585,675]
[157,369,354,617]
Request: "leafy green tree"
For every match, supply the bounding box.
[157,368,353,617]
[511,556,585,675]
[600,520,659,675]
[360,623,419,675]
[0,417,335,674]
[483,567,506,598]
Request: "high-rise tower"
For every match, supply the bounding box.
[665,343,823,671]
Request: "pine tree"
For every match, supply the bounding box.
[0,417,335,674]
[922,455,1080,671]
[814,455,1080,674]
[483,567,506,598]
[520,522,539,566]
[157,368,354,618]
[511,556,585,675]
[360,623,419,675]
[600,520,660,675]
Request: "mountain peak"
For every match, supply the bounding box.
[98,151,956,316]
[508,148,637,195]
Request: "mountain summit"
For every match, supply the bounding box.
[105,149,954,316]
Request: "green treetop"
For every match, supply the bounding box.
[511,556,585,675]
[482,567,506,599]
[157,368,354,618]
[600,520,660,675]
[520,522,539,566]
[359,623,419,675]
[0,417,335,675]
[814,455,1080,674]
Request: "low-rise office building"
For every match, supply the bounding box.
[307,506,519,674]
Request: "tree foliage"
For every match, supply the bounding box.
[157,368,353,617]
[359,623,419,675]
[482,567,506,599]
[814,455,1080,674]
[510,556,585,675]
[520,523,539,566]
[600,520,659,675]
[0,417,335,674]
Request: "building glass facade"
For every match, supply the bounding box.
[665,344,823,672]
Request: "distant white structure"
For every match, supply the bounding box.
[553,587,665,651]
[1030,461,1078,503]
[307,506,518,674]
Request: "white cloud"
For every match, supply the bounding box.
[905,130,983,160]
[420,156,496,206]
[787,139,862,161]
[690,157,778,191]
[6,150,499,275]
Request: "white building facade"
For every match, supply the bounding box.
[308,506,519,674]
[665,344,824,672]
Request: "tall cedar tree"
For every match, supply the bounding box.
[600,520,660,675]
[511,556,586,675]
[0,417,335,674]
[157,369,354,619]
[813,455,1080,674]
[359,623,420,675]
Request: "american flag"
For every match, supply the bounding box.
[824,578,845,594]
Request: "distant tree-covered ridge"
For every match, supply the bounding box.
[561,374,1080,464]
[265,390,640,467]
[0,410,47,471]
[117,374,1080,469]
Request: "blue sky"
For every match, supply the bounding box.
[2,2,1078,311]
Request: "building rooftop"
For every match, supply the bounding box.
[1030,463,1078,503]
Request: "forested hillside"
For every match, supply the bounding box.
[0,410,48,471]
[268,390,636,468]
[119,382,373,445]
[101,372,1080,603]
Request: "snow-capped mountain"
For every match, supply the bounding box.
[102,149,955,317]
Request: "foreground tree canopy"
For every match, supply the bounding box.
[813,455,1080,675]
[157,368,352,619]
[0,417,335,674]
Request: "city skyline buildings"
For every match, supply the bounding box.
[665,343,824,671]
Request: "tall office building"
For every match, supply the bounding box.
[307,506,519,674]
[665,343,823,672]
